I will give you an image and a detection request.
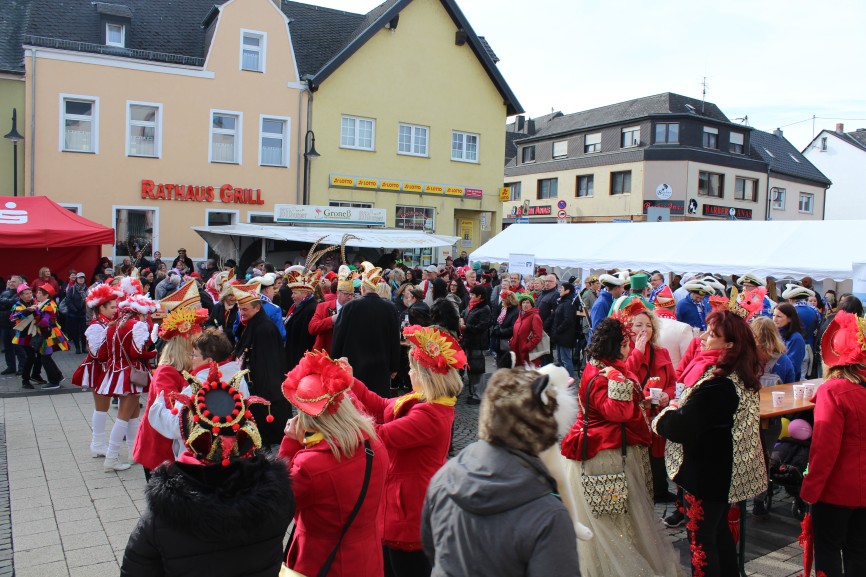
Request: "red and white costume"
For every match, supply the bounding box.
[72,313,112,388]
[99,315,154,396]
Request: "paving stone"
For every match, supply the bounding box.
[58,518,102,537]
[13,518,59,537]
[12,529,61,552]
[97,506,140,524]
[13,560,70,577]
[54,506,98,524]
[10,506,54,524]
[13,544,65,568]
[68,560,120,576]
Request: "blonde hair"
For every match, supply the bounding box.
[409,355,463,399]
[296,399,376,461]
[158,335,194,372]
[825,363,866,385]
[750,316,787,357]
[503,291,518,308]
[375,282,392,300]
[631,311,659,347]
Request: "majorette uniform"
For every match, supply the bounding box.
[72,313,112,389]
[98,313,155,396]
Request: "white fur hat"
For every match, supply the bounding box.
[599,271,628,287]
[782,283,814,300]
[250,272,277,287]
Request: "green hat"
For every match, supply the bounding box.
[630,273,648,291]
[517,293,535,306]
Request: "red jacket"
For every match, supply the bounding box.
[509,307,543,365]
[279,432,389,577]
[801,377,866,507]
[133,365,186,470]
[308,297,338,353]
[626,344,676,457]
[561,358,652,462]
[351,378,455,550]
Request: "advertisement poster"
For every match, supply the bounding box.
[508,253,535,277]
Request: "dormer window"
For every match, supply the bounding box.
[106,23,125,47]
[241,30,266,73]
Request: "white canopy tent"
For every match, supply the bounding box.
[193,223,459,262]
[469,220,864,281]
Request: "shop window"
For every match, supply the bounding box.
[452,131,479,162]
[241,30,266,72]
[210,111,242,164]
[341,115,375,150]
[127,102,161,158]
[248,212,274,224]
[114,207,156,261]
[610,171,631,195]
[61,95,99,153]
[330,201,373,208]
[395,206,435,267]
[260,116,289,167]
[398,123,428,157]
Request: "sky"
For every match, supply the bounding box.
[301,0,866,150]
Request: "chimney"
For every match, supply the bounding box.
[516,115,525,133]
[836,123,844,133]
[773,128,783,138]
[526,118,536,135]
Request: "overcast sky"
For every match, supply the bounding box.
[306,0,866,150]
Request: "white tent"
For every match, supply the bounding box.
[193,223,459,261]
[470,220,864,281]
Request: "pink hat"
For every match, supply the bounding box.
[16,283,30,295]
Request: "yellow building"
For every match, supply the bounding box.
[19,0,304,264]
[283,0,522,266]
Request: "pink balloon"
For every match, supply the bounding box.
[788,419,812,440]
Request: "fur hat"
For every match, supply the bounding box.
[86,284,123,309]
[737,273,766,288]
[336,265,353,293]
[250,272,277,287]
[118,293,157,315]
[479,366,577,456]
[781,283,814,301]
[599,271,628,287]
[700,275,726,294]
[684,279,714,296]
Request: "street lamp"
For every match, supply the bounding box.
[302,129,320,206]
[3,108,23,197]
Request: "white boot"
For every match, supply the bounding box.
[91,411,108,457]
[104,419,131,472]
[126,417,140,464]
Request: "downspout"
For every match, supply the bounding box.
[296,82,309,205]
[302,87,314,206]
[764,167,771,221]
[29,48,36,196]
[821,184,828,220]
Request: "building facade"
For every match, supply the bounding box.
[802,124,866,220]
[502,93,827,225]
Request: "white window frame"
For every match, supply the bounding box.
[329,201,374,208]
[204,209,240,258]
[105,22,125,47]
[702,126,719,149]
[340,115,375,151]
[451,130,480,163]
[799,192,814,214]
[395,205,435,231]
[505,182,521,201]
[552,140,568,159]
[771,188,786,210]
[521,146,536,163]
[58,203,83,215]
[111,205,159,263]
[258,114,290,167]
[240,29,267,73]
[584,133,601,153]
[209,109,243,164]
[397,123,429,157]
[59,94,99,153]
[621,126,640,148]
[820,137,828,151]
[247,211,274,224]
[125,100,163,158]
[729,131,744,154]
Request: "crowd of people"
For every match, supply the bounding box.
[1,247,864,577]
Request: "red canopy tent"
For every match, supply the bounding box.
[0,196,114,283]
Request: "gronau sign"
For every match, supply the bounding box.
[273,204,386,226]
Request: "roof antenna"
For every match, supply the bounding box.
[701,76,708,113]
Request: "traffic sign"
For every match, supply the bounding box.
[557,209,567,219]
[557,200,567,210]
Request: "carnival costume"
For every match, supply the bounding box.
[350,325,465,574]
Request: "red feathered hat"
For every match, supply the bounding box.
[282,350,354,416]
[86,284,124,309]
[821,311,866,367]
[403,325,467,374]
[653,285,676,309]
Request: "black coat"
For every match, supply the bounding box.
[491,306,519,341]
[233,308,290,446]
[654,376,739,501]
[537,288,559,335]
[0,288,16,328]
[65,284,87,317]
[332,294,400,397]
[551,297,577,347]
[401,301,431,327]
[121,456,294,577]
[461,304,492,352]
[284,296,317,371]
[209,302,238,344]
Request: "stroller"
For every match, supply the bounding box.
[765,436,810,521]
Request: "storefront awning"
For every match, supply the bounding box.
[469,220,865,281]
[193,223,459,261]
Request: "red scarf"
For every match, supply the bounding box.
[467,299,483,311]
[679,348,725,387]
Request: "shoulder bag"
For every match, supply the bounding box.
[118,327,150,388]
[579,375,629,517]
[527,329,551,361]
[281,440,375,577]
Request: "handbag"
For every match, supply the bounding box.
[499,338,510,353]
[118,329,150,388]
[528,329,551,361]
[283,440,374,577]
[579,375,629,517]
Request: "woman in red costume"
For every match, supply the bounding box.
[279,351,389,577]
[509,293,543,366]
[350,324,465,577]
[561,315,682,577]
[99,292,157,472]
[72,284,123,457]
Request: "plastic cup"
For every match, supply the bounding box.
[792,384,805,401]
[803,383,817,401]
[649,387,663,404]
[771,391,785,407]
[675,383,685,399]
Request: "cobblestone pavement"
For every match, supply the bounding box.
[0,350,810,576]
